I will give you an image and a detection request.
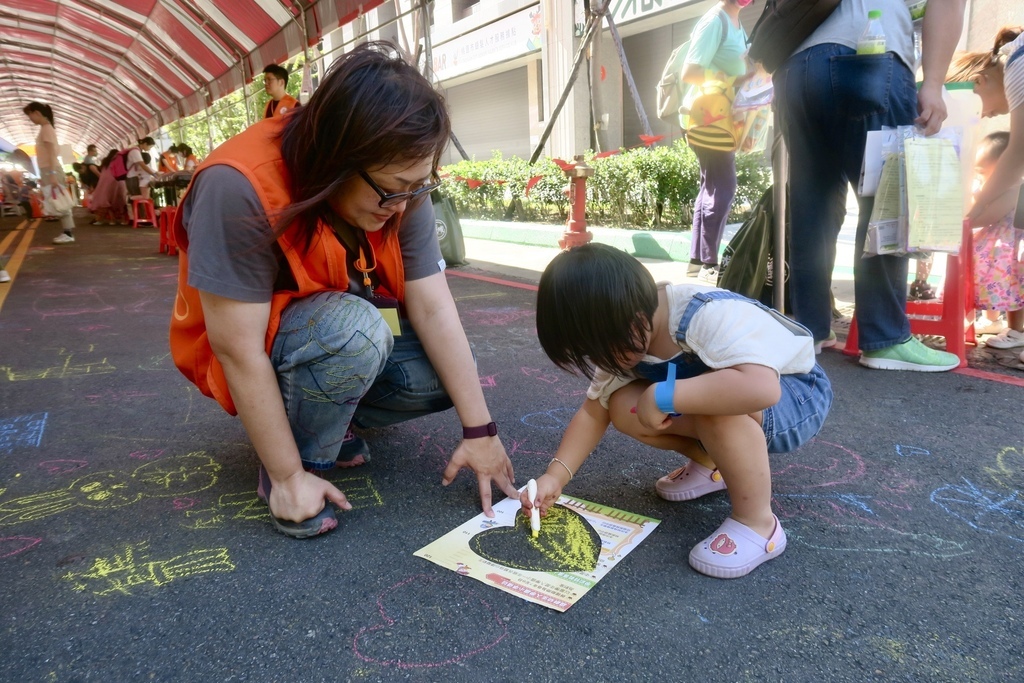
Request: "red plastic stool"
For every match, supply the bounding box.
[131,197,156,228]
[843,220,975,368]
[158,206,178,255]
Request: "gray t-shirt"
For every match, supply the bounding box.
[796,0,915,70]
[182,165,444,303]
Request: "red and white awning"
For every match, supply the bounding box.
[0,0,383,154]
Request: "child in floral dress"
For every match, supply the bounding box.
[972,132,1024,350]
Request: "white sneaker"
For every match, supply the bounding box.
[698,265,719,283]
[52,233,75,244]
[0,270,9,283]
[974,318,1006,336]
[985,328,1024,349]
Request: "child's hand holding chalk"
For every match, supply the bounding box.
[527,479,541,537]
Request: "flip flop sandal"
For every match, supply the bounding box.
[257,465,339,539]
[655,461,727,501]
[688,514,787,579]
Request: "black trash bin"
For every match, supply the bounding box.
[431,190,467,267]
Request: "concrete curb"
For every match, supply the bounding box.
[459,219,704,263]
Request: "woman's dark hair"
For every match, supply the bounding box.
[276,41,451,245]
[23,102,54,126]
[179,144,192,156]
[536,243,659,380]
[100,149,119,169]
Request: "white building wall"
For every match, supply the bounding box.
[320,0,1018,164]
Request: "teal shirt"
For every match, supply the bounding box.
[684,7,748,78]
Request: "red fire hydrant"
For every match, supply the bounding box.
[559,154,594,249]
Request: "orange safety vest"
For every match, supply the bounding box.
[158,151,179,173]
[264,94,300,119]
[169,116,406,415]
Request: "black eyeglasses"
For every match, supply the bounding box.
[359,170,441,208]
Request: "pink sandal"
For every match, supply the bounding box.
[655,460,727,501]
[688,515,787,579]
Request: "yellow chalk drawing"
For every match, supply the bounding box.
[62,541,235,596]
[982,447,1024,489]
[0,453,219,526]
[183,475,382,530]
[1,348,115,381]
[469,505,601,572]
[416,494,659,612]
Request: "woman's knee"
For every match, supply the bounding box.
[275,293,394,378]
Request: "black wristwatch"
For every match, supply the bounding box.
[462,422,498,439]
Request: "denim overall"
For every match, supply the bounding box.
[632,290,832,453]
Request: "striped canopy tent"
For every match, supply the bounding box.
[0,0,385,153]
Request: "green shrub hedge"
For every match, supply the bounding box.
[439,140,772,230]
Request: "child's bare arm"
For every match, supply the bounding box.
[636,363,781,427]
[521,398,610,514]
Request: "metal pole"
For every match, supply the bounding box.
[772,135,788,313]
[527,6,604,165]
[601,7,652,137]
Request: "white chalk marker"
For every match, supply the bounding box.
[527,478,540,538]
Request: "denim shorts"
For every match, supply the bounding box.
[761,364,832,453]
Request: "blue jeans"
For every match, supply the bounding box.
[773,45,915,349]
[270,291,452,470]
[633,289,832,452]
[762,365,832,453]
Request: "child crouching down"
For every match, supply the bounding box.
[521,243,833,579]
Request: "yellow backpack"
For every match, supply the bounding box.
[684,77,742,152]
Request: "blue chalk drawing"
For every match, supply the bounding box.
[931,478,1024,544]
[895,445,930,457]
[520,407,576,430]
[0,412,48,455]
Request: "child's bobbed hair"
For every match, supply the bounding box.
[536,243,658,379]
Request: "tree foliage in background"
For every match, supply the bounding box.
[440,140,771,230]
[157,54,306,159]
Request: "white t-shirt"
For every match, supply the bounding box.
[1002,33,1024,112]
[586,283,816,408]
[796,0,915,70]
[35,123,61,174]
[126,148,152,179]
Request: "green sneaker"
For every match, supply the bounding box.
[859,337,960,372]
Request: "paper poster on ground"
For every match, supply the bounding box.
[415,495,659,612]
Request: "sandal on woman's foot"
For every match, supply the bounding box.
[688,515,786,579]
[336,429,370,468]
[256,465,338,539]
[655,461,726,501]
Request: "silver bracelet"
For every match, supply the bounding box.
[550,457,574,481]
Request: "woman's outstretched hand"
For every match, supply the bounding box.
[442,437,518,517]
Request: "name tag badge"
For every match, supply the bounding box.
[378,306,402,337]
[367,294,402,337]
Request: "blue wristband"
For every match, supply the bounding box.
[654,364,681,416]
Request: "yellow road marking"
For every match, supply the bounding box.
[0,219,40,313]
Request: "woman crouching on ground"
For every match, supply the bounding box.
[170,42,517,538]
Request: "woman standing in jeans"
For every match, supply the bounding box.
[679,0,751,282]
[170,42,518,539]
[772,0,966,369]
